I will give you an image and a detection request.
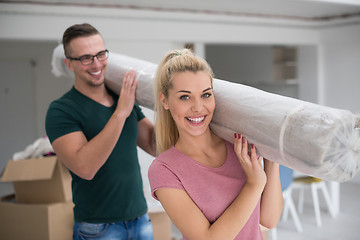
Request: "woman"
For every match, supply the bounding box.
[148,49,283,240]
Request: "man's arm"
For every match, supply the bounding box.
[51,110,128,180]
[52,71,137,180]
[137,117,156,157]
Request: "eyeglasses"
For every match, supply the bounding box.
[67,49,109,65]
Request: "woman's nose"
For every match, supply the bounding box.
[191,98,202,112]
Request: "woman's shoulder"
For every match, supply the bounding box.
[155,146,179,162]
[150,147,180,169]
[148,147,184,185]
[150,146,193,174]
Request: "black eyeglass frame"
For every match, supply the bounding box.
[67,49,109,65]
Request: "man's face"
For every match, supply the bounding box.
[65,34,107,88]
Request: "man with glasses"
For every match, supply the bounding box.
[45,23,155,240]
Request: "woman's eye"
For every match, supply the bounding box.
[202,93,212,98]
[180,95,189,100]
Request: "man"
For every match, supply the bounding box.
[46,23,156,240]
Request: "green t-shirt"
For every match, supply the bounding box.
[45,87,147,223]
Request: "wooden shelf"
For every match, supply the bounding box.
[272,47,297,82]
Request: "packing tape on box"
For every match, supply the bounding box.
[51,44,360,182]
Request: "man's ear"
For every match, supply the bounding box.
[64,58,74,72]
[160,93,169,110]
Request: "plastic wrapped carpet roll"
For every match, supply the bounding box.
[210,80,360,182]
[51,44,360,182]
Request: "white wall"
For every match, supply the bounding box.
[205,44,273,84]
[320,24,360,113]
[205,44,300,99]
[298,45,319,103]
[0,41,73,152]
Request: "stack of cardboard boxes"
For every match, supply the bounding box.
[0,156,74,240]
[0,156,173,240]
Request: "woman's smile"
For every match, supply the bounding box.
[186,115,206,124]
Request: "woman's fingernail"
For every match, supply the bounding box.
[243,137,246,143]
[238,133,241,139]
[251,144,254,149]
[234,133,237,138]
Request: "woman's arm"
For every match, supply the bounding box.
[156,134,266,240]
[260,159,283,229]
[157,184,263,240]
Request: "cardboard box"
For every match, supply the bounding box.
[149,211,172,240]
[0,194,74,240]
[1,156,72,204]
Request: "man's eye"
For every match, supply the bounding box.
[80,55,92,61]
[180,95,189,100]
[98,51,106,57]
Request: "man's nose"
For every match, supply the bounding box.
[90,56,103,66]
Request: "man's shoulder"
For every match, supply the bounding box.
[49,88,80,108]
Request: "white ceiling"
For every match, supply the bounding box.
[3,0,360,21]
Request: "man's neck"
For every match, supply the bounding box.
[74,82,114,107]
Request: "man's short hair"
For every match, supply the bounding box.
[62,23,100,57]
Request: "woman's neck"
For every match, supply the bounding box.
[175,129,225,167]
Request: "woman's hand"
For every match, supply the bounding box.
[234,133,267,189]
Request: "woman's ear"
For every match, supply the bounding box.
[160,93,169,110]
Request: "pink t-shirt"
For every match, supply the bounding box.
[148,140,263,240]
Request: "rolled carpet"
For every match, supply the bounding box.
[51,45,360,182]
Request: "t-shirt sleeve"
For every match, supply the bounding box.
[148,159,184,200]
[134,103,145,121]
[45,101,82,143]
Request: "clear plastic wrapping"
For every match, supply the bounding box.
[210,81,360,182]
[51,45,360,182]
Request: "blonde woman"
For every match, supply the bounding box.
[148,49,283,240]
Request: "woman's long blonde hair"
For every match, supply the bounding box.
[154,49,214,155]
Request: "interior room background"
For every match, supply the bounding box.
[1,2,359,200]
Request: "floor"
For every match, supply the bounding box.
[273,181,360,240]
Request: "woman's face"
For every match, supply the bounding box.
[161,70,215,138]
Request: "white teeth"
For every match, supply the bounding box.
[89,70,101,75]
[187,116,205,123]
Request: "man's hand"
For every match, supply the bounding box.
[115,70,138,118]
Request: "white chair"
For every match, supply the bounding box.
[292,176,336,227]
[279,166,303,232]
[270,165,303,240]
[281,184,303,232]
